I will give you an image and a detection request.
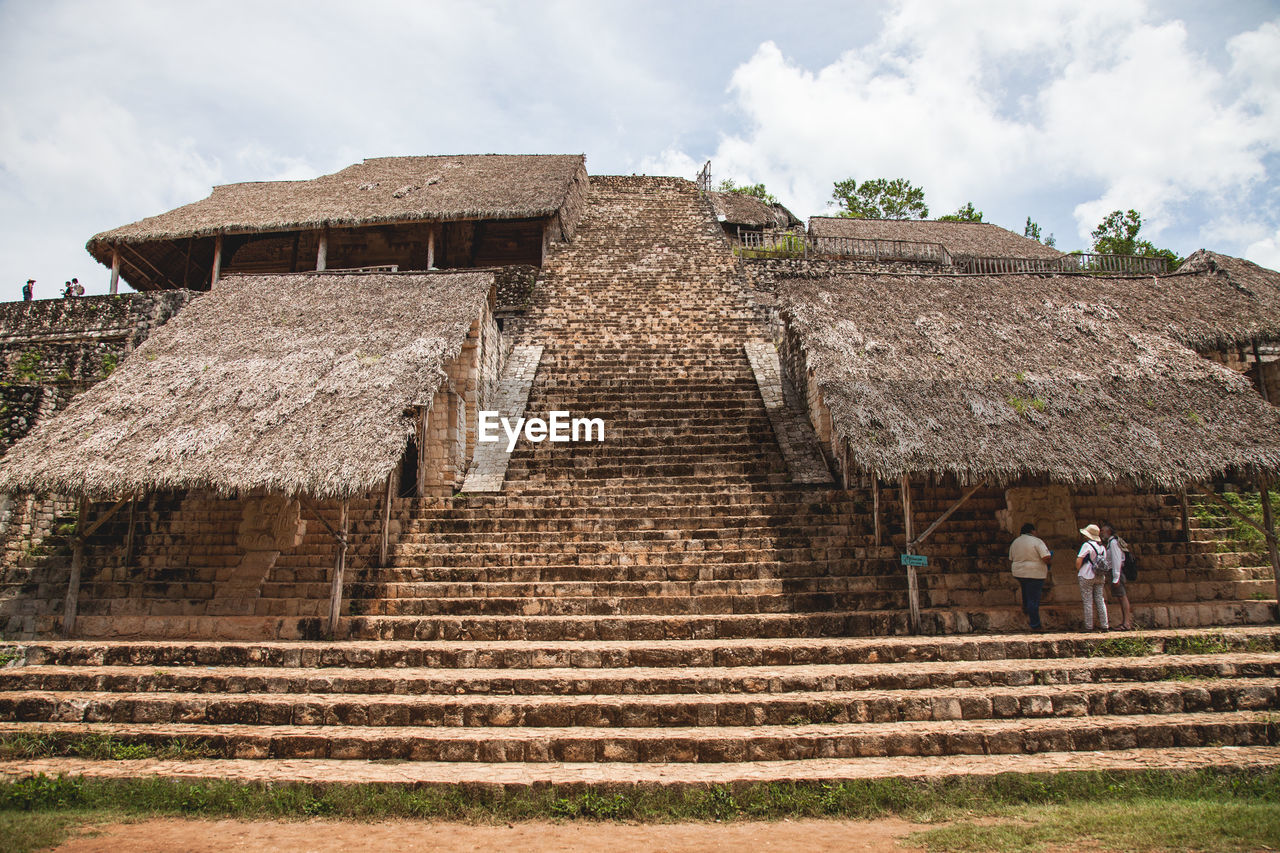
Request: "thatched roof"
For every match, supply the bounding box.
[808,217,1063,260]
[1166,250,1280,346]
[88,154,586,250]
[778,270,1280,488]
[708,192,802,229]
[0,271,493,500]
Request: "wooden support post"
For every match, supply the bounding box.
[417,406,429,497]
[327,501,349,638]
[909,479,987,550]
[317,228,329,271]
[1254,338,1271,403]
[1179,490,1192,543]
[124,493,138,569]
[109,248,120,295]
[872,480,881,547]
[1262,480,1280,610]
[426,226,436,270]
[182,237,192,288]
[380,473,393,567]
[62,496,91,635]
[211,234,223,287]
[901,475,921,634]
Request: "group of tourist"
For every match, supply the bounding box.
[19,278,83,301]
[1009,521,1135,632]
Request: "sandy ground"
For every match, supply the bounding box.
[51,817,927,852]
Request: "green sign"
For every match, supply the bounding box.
[900,553,928,567]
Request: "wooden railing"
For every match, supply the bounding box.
[810,236,953,265]
[737,230,953,265]
[736,232,1171,276]
[960,253,1170,275]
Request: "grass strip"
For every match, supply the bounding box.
[908,798,1280,852]
[0,766,1278,853]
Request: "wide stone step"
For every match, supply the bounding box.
[6,745,1278,788]
[391,528,861,547]
[926,599,1278,634]
[348,577,900,599]
[339,611,888,641]
[356,563,891,585]
[349,591,904,618]
[404,520,863,539]
[14,626,1280,669]
[380,548,863,569]
[2,711,1272,762]
[406,497,859,516]
[4,678,1275,730]
[8,653,1277,698]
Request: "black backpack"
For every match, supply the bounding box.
[1120,544,1138,581]
[1110,535,1138,581]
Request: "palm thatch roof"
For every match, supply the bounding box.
[1165,250,1280,346]
[0,271,493,500]
[708,192,802,230]
[778,269,1280,488]
[808,217,1063,260]
[89,155,587,250]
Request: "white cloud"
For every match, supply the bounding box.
[640,148,702,181]
[1246,230,1280,272]
[0,0,701,297]
[669,2,1280,256]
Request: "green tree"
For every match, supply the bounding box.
[830,177,929,220]
[1024,217,1057,248]
[1090,209,1180,265]
[939,202,983,222]
[717,178,778,205]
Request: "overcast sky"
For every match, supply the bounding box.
[2,0,1279,299]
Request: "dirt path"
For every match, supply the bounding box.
[52,817,926,852]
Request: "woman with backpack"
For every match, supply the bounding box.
[1101,522,1135,630]
[1076,524,1110,631]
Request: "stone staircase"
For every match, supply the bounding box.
[2,629,1278,786]
[339,175,897,640]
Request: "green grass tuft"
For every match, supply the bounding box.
[1165,632,1233,655]
[1088,635,1156,657]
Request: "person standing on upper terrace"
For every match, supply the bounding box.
[21,279,34,301]
[1009,522,1052,631]
[1076,524,1110,632]
[1101,521,1135,631]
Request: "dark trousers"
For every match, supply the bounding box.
[1017,577,1044,628]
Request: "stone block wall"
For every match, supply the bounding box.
[0,291,196,622]
[547,162,589,244]
[2,486,402,639]
[1202,343,1280,406]
[0,291,195,452]
[418,296,503,495]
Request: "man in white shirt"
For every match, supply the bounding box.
[1100,521,1134,630]
[1009,522,1052,630]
